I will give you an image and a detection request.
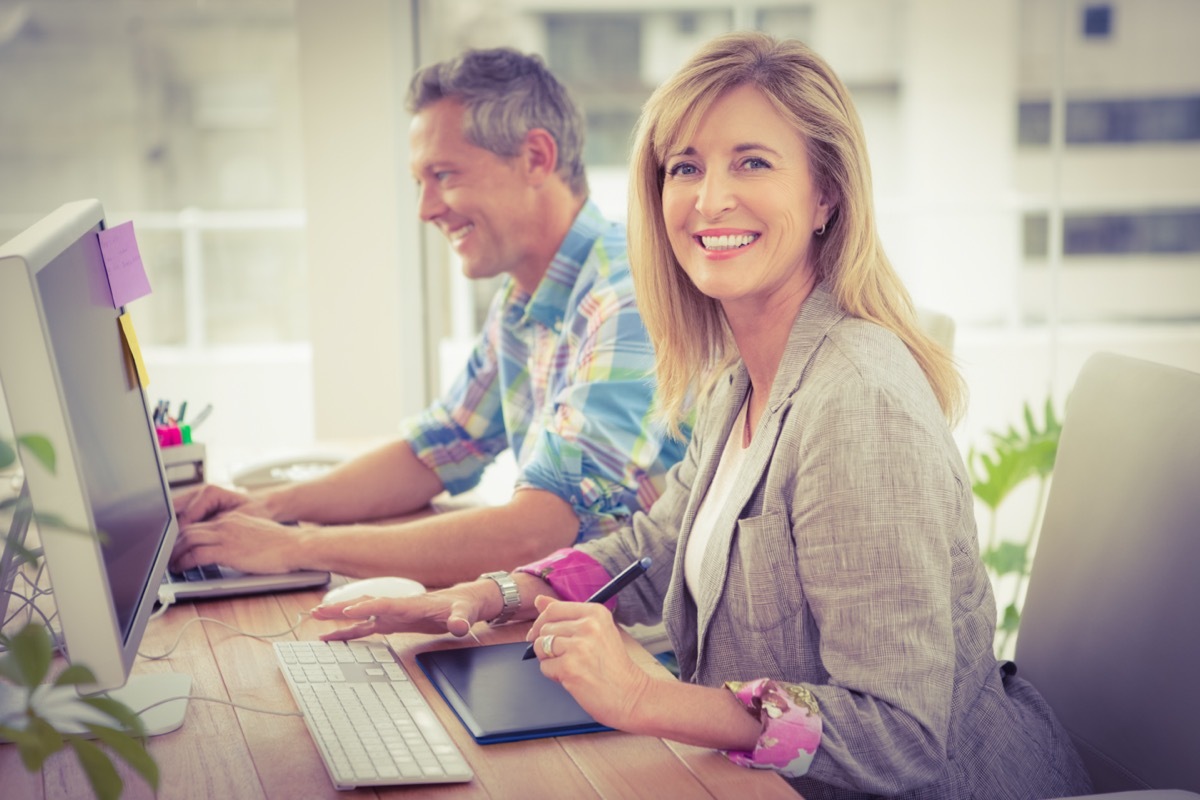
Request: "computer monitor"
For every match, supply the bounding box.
[0,199,189,736]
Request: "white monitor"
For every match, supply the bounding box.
[0,199,189,735]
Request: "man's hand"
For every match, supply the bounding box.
[170,512,303,574]
[173,483,274,526]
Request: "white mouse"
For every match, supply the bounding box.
[320,576,425,605]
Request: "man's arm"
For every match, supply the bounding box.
[172,477,579,586]
[293,487,579,584]
[261,439,444,524]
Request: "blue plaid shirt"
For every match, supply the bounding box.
[401,200,687,541]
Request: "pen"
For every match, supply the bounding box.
[521,556,652,660]
[189,403,213,429]
[177,400,188,424]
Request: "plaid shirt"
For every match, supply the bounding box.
[402,200,686,541]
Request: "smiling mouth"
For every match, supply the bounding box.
[698,233,758,251]
[447,223,474,243]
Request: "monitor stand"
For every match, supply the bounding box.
[1,479,33,626]
[2,477,191,738]
[1,673,191,738]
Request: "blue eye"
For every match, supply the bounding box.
[667,162,698,177]
[743,157,771,170]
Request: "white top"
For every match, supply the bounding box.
[684,393,751,597]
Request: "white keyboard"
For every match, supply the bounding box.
[274,640,474,790]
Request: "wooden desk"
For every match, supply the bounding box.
[2,584,797,799]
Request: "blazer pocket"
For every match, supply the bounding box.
[732,512,805,632]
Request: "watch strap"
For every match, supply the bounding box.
[479,571,521,625]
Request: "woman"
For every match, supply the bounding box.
[314,32,1091,799]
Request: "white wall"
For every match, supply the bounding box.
[295,0,430,441]
[894,0,1021,323]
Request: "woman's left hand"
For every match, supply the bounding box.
[526,595,656,732]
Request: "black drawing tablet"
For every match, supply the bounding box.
[416,641,611,744]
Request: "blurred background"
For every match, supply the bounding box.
[1,0,1197,527]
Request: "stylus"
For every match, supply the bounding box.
[521,556,652,660]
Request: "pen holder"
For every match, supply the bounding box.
[157,424,206,488]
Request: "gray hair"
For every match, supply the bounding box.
[407,47,588,197]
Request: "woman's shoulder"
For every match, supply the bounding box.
[802,317,939,417]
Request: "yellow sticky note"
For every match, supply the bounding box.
[118,311,150,388]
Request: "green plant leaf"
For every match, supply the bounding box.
[999,602,1021,635]
[2,535,43,567]
[969,396,1063,509]
[88,723,160,791]
[8,715,66,771]
[1023,402,1037,438]
[0,622,54,687]
[969,441,1027,509]
[68,736,125,800]
[79,695,146,737]
[0,657,23,685]
[982,541,1029,576]
[17,434,56,474]
[52,663,99,688]
[0,437,15,469]
[0,722,57,771]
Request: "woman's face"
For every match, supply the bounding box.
[661,84,833,316]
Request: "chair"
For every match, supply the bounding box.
[916,306,956,352]
[1015,352,1200,799]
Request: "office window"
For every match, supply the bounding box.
[1082,4,1113,38]
[544,13,645,168]
[0,0,306,348]
[544,13,641,89]
[0,0,313,459]
[1018,96,1200,144]
[1023,209,1200,257]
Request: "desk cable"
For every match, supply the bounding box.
[0,552,65,654]
[133,602,315,719]
[134,599,480,720]
[133,693,303,720]
[138,603,311,661]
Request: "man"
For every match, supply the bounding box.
[170,47,686,587]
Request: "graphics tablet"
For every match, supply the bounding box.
[416,641,611,744]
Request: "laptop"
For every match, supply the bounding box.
[159,511,329,604]
[160,561,330,603]
[416,641,610,744]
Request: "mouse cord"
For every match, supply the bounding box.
[137,604,311,661]
[131,693,303,719]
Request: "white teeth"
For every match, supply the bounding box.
[700,234,757,251]
[448,223,474,242]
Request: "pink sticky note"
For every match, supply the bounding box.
[98,220,152,308]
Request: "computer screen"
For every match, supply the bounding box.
[0,199,189,734]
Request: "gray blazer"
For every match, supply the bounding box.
[579,284,1090,799]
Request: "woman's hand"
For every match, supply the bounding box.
[312,580,495,641]
[526,594,656,732]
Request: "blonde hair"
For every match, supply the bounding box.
[629,31,965,434]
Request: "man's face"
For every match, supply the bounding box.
[410,99,539,286]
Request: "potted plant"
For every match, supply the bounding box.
[967,397,1062,660]
[1,434,158,800]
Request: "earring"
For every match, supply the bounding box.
[815,223,827,236]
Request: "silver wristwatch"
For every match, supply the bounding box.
[479,571,521,625]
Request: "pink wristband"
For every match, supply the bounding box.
[514,548,619,609]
